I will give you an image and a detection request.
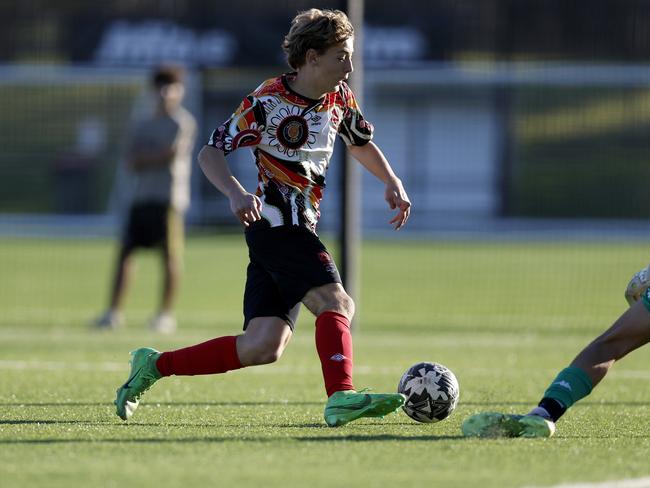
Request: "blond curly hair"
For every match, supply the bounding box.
[282,8,354,70]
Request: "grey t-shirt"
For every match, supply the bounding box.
[129,106,197,212]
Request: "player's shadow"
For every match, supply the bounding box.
[0,437,269,445]
[0,401,323,407]
[294,434,465,442]
[0,420,107,425]
[0,433,468,445]
[5,401,649,408]
[0,419,329,428]
[462,401,650,407]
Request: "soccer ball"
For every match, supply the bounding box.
[397,362,460,423]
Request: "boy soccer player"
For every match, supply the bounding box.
[114,8,412,427]
[462,265,650,438]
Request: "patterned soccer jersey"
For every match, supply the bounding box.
[207,72,373,233]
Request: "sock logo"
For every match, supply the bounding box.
[330,353,347,362]
[553,380,572,391]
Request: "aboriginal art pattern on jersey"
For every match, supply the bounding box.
[208,73,373,233]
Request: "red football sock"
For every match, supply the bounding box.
[315,311,355,397]
[155,335,243,376]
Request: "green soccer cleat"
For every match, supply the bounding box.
[324,390,406,427]
[461,412,556,438]
[115,347,162,421]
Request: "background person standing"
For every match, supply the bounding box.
[94,65,197,333]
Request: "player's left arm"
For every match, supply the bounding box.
[348,141,411,230]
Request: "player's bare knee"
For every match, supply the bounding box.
[250,344,284,365]
[336,293,355,319]
[316,293,354,319]
[303,284,355,318]
[238,317,292,366]
[241,348,275,366]
[303,287,355,319]
[242,336,286,365]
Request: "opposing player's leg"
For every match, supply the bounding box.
[462,412,555,438]
[463,296,650,438]
[572,296,650,388]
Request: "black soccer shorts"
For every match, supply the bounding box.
[122,202,183,255]
[243,226,342,330]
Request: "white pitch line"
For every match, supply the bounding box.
[1,359,650,379]
[0,360,125,372]
[2,359,650,382]
[0,359,321,375]
[0,360,399,376]
[524,476,650,488]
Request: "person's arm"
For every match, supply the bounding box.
[128,120,178,171]
[129,147,176,170]
[197,145,262,227]
[348,141,411,230]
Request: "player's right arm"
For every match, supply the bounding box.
[197,145,262,227]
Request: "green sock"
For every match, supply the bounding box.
[542,366,593,409]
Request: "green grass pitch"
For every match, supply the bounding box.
[2,234,650,487]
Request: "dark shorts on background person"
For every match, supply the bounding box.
[123,202,183,255]
[243,226,342,330]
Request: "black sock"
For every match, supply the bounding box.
[538,397,567,422]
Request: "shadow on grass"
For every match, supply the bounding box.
[0,438,271,444]
[462,401,650,407]
[6,401,650,409]
[0,401,322,407]
[0,419,327,427]
[294,434,466,442]
[0,420,112,425]
[5,420,424,430]
[0,433,467,445]
[5,432,650,445]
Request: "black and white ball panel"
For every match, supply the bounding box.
[398,362,460,423]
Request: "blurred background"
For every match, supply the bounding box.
[4,0,650,238]
[4,0,650,335]
[5,3,650,484]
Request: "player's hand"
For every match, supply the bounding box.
[385,177,411,230]
[229,191,263,227]
[625,264,650,305]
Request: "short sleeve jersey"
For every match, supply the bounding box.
[207,73,373,233]
[130,106,197,213]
